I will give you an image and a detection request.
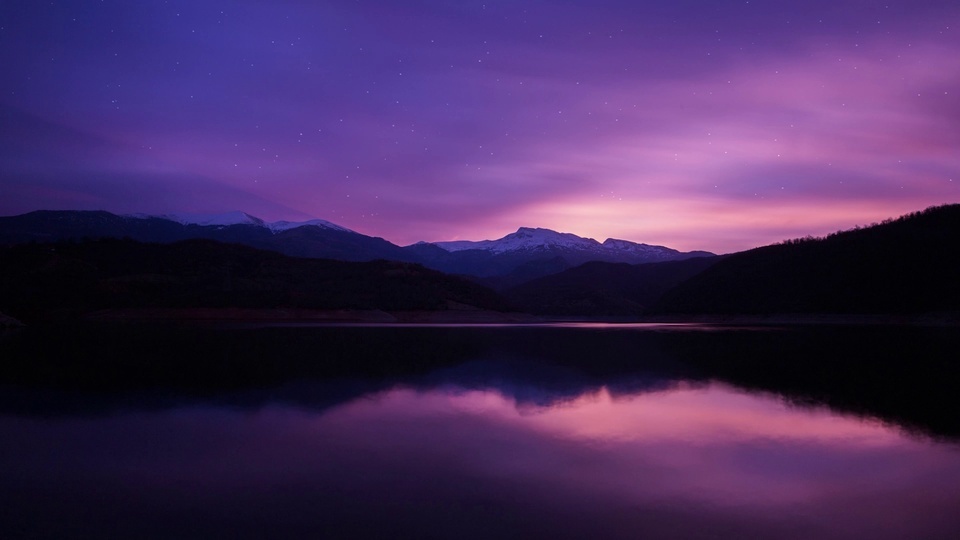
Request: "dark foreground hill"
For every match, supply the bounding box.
[505,256,721,316]
[0,238,513,323]
[653,204,960,316]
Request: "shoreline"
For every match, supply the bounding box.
[72,307,960,327]
[81,307,543,325]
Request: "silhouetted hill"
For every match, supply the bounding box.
[505,257,722,315]
[0,210,416,263]
[653,204,960,315]
[404,227,713,282]
[252,224,413,262]
[0,210,190,244]
[476,256,575,291]
[0,211,710,285]
[0,238,512,323]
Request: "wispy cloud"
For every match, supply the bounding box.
[1,1,957,251]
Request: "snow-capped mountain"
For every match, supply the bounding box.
[411,227,714,283]
[436,227,603,254]
[161,211,266,227]
[0,210,402,263]
[433,227,709,262]
[150,211,352,233]
[0,210,714,287]
[266,218,352,233]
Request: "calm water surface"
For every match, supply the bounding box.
[1,323,959,539]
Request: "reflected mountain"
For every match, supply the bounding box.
[1,324,959,439]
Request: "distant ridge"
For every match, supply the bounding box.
[435,227,603,253]
[0,210,412,263]
[0,210,713,285]
[150,211,353,233]
[160,211,266,227]
[501,204,960,317]
[414,226,714,283]
[1,205,957,319]
[433,226,712,261]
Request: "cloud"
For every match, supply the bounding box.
[2,1,958,251]
[440,35,960,251]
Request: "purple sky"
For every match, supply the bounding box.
[1,1,958,253]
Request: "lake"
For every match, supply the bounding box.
[1,323,959,538]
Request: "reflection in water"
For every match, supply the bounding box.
[2,323,960,538]
[2,382,960,539]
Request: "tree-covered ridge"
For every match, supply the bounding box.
[653,204,960,315]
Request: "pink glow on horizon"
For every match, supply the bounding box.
[374,34,960,249]
[2,2,959,251]
[486,196,934,254]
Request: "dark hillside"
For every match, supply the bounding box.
[0,238,512,323]
[506,256,721,315]
[0,210,415,263]
[654,204,960,315]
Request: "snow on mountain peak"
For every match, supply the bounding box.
[497,227,601,251]
[428,227,706,261]
[602,238,669,254]
[163,211,265,227]
[435,227,602,253]
[267,219,352,233]
[142,212,352,233]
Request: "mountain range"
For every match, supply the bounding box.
[508,203,960,317]
[0,210,712,286]
[2,204,959,322]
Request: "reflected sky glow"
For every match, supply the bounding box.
[4,381,958,539]
[325,384,930,510]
